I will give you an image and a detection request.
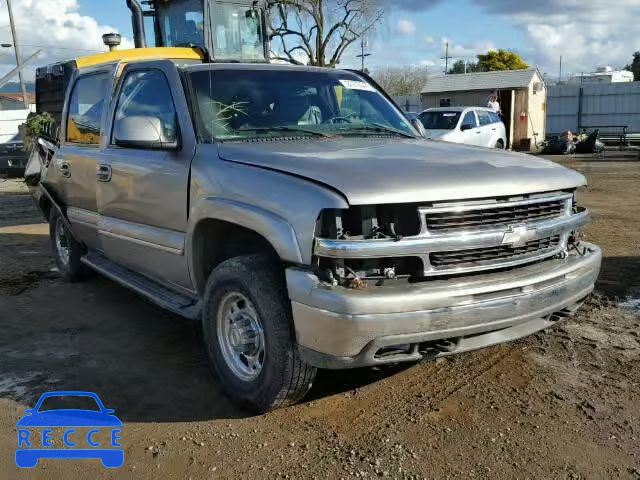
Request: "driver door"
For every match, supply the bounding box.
[96,60,196,292]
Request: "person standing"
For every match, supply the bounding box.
[487,91,501,114]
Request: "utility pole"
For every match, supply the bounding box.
[6,0,29,109]
[440,42,450,75]
[355,38,371,72]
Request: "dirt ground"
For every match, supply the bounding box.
[0,154,639,479]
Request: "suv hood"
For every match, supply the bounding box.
[218,138,585,205]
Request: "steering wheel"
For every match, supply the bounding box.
[324,115,355,125]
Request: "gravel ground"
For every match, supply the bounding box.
[0,156,638,479]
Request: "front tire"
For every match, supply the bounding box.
[202,254,316,413]
[49,209,87,282]
[495,139,505,149]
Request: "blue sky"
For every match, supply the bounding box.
[361,0,530,72]
[0,0,638,80]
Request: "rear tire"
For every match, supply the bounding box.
[49,209,87,282]
[202,254,316,413]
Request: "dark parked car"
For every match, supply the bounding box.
[0,140,29,177]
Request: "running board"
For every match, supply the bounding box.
[82,252,201,320]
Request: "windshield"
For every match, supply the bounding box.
[418,111,461,130]
[37,395,101,412]
[189,69,416,141]
[157,0,205,48]
[157,1,265,60]
[213,3,265,60]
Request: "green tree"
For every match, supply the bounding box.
[476,49,529,71]
[448,59,480,74]
[624,51,640,81]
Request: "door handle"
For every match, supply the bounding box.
[97,164,112,183]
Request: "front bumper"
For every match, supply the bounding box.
[287,243,601,369]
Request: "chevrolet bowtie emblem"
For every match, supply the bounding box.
[501,225,537,248]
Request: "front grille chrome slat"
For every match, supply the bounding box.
[430,236,562,269]
[421,194,571,274]
[424,199,568,233]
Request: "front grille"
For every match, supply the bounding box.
[424,197,567,233]
[430,235,562,269]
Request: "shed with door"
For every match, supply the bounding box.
[421,69,547,151]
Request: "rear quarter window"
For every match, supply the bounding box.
[489,111,502,123]
[476,110,492,126]
[66,73,110,145]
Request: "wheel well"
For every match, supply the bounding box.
[192,219,279,295]
[39,195,53,221]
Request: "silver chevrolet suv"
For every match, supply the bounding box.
[29,56,601,413]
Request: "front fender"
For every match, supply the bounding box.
[187,197,304,278]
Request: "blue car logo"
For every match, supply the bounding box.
[16,391,123,469]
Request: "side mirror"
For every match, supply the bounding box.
[114,116,179,151]
[460,124,473,132]
[23,409,34,414]
[104,409,115,414]
[410,118,427,138]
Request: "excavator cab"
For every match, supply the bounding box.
[130,0,269,62]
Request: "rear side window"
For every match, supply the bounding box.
[476,109,492,126]
[113,70,179,144]
[66,73,109,145]
[461,111,478,129]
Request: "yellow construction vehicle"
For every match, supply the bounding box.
[35,0,269,130]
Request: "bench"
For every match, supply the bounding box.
[580,125,629,150]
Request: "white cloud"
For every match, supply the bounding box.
[379,0,640,74]
[397,19,417,35]
[469,0,640,74]
[447,40,497,59]
[0,0,132,79]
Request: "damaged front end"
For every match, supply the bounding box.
[286,190,601,368]
[312,191,592,290]
[313,204,424,288]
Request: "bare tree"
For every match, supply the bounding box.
[372,66,429,96]
[269,0,383,67]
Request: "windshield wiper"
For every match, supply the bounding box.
[237,126,331,138]
[336,123,416,139]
